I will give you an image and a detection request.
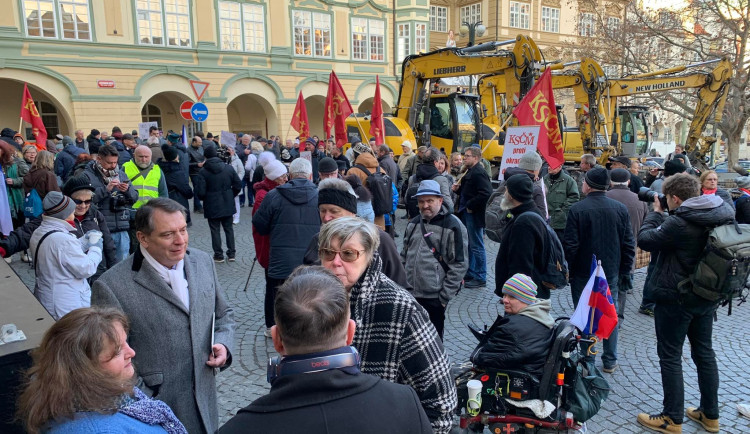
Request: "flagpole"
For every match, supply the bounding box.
[351,114,368,143]
[480,113,514,155]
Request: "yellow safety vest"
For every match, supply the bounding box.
[123,161,162,209]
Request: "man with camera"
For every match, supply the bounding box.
[81,144,138,262]
[636,173,734,433]
[220,266,432,434]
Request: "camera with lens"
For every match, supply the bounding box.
[216,146,233,164]
[638,187,668,211]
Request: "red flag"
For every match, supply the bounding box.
[323,71,353,148]
[290,91,310,144]
[20,84,47,149]
[512,69,564,168]
[369,76,385,146]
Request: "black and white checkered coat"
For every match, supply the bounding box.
[350,254,457,434]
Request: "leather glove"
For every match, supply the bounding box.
[618,274,633,292]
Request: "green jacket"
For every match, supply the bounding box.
[543,171,579,230]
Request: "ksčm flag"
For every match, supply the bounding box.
[369,75,385,146]
[290,91,310,143]
[323,71,353,148]
[20,83,48,149]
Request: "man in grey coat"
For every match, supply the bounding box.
[92,198,235,434]
[401,180,468,339]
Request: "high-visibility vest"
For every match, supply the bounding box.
[123,161,162,209]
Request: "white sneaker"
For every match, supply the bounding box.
[233,220,239,225]
[263,327,272,338]
[4,256,11,264]
[738,403,750,419]
[21,253,31,263]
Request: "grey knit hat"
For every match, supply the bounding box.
[518,151,543,172]
[43,191,77,220]
[736,175,750,189]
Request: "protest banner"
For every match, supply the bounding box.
[498,125,540,179]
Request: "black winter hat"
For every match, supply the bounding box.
[318,157,338,174]
[664,160,687,177]
[162,145,178,162]
[318,187,358,214]
[610,168,630,183]
[62,175,95,197]
[204,146,218,159]
[506,173,534,202]
[585,167,610,190]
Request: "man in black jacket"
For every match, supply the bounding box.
[219,266,431,434]
[471,273,554,378]
[454,146,492,288]
[608,156,644,194]
[494,174,549,298]
[193,146,242,262]
[563,167,635,374]
[187,136,205,213]
[253,158,321,332]
[636,174,734,434]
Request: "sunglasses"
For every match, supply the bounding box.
[72,198,92,205]
[319,248,365,262]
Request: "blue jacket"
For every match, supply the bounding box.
[47,411,167,433]
[54,145,84,181]
[252,177,320,279]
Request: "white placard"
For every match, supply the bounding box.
[498,125,541,179]
[220,130,237,146]
[138,122,158,141]
[299,150,312,162]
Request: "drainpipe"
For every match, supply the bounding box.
[496,0,499,41]
[393,0,398,78]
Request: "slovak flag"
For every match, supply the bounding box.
[570,256,618,339]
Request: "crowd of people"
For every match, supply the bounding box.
[2,124,748,434]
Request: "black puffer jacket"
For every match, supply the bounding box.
[193,157,241,219]
[638,195,735,304]
[737,194,750,224]
[252,177,320,279]
[158,160,194,212]
[456,163,492,226]
[81,161,138,233]
[563,191,635,282]
[0,216,41,257]
[471,299,555,379]
[494,201,548,298]
[72,207,117,281]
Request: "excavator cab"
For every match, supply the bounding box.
[617,105,650,157]
[418,93,480,156]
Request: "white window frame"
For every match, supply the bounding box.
[23,0,92,40]
[579,13,595,37]
[430,5,447,32]
[292,10,331,58]
[541,6,560,33]
[396,23,410,64]
[607,17,620,32]
[509,2,530,30]
[415,23,427,54]
[218,1,265,52]
[136,0,192,47]
[350,18,384,62]
[459,3,481,25]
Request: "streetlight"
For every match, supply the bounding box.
[460,21,486,93]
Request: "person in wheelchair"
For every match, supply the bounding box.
[470,274,554,378]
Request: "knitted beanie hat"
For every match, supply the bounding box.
[502,273,538,304]
[518,152,543,172]
[585,167,610,190]
[318,179,358,214]
[43,191,77,220]
[505,173,534,202]
[737,175,750,189]
[265,160,288,180]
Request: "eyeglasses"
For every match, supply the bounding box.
[72,198,92,205]
[319,248,365,262]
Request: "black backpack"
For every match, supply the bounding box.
[485,187,510,243]
[354,164,392,215]
[522,211,569,290]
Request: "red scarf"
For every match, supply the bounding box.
[741,188,750,196]
[702,188,718,195]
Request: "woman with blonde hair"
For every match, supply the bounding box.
[17,307,186,433]
[23,150,60,199]
[699,169,733,207]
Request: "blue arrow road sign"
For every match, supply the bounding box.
[191,102,209,122]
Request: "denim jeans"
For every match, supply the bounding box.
[208,216,235,259]
[654,299,719,423]
[460,211,486,282]
[238,176,248,206]
[571,276,619,369]
[111,230,130,263]
[189,174,202,210]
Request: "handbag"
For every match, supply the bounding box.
[566,354,610,422]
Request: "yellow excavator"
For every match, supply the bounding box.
[476,57,732,169]
[393,35,543,163]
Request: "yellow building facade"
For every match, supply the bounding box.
[0,0,624,141]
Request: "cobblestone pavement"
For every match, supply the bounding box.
[10,206,750,433]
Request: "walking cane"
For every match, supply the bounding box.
[243,257,258,292]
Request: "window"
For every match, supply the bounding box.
[38,102,59,138]
[23,0,90,40]
[607,17,620,31]
[509,2,530,29]
[430,5,447,32]
[136,0,192,47]
[460,3,481,24]
[415,23,427,54]
[541,7,560,33]
[219,2,265,52]
[141,104,162,126]
[351,18,384,62]
[579,13,595,37]
[396,23,410,63]
[293,10,331,57]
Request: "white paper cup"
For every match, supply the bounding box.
[466,379,483,413]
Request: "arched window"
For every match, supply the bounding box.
[38,101,59,138]
[141,104,162,125]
